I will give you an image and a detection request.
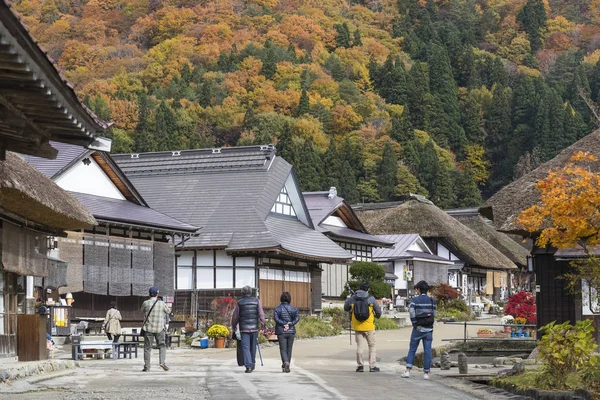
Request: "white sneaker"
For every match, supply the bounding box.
[423,373,430,380]
[401,370,410,378]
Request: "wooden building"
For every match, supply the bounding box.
[354,195,517,303]
[371,234,455,297]
[303,188,393,299]
[482,129,600,342]
[0,2,106,357]
[113,146,353,316]
[23,141,199,324]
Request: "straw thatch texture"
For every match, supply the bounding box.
[483,129,600,234]
[1,221,48,276]
[354,197,517,270]
[452,215,530,267]
[58,233,83,294]
[0,152,96,230]
[46,257,68,289]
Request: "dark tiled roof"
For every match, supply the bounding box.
[21,141,88,178]
[264,215,352,262]
[372,234,453,264]
[303,192,345,226]
[70,192,198,233]
[113,147,353,262]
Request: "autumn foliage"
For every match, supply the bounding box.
[10,0,600,205]
[505,291,537,324]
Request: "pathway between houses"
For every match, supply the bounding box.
[0,320,512,400]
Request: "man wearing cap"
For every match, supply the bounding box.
[141,286,170,372]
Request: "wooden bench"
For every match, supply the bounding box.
[116,342,139,359]
[75,340,114,360]
[166,334,181,348]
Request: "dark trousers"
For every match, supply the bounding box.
[107,333,121,343]
[277,333,295,365]
[241,331,258,368]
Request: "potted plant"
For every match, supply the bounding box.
[501,315,514,333]
[207,324,230,348]
[477,327,494,338]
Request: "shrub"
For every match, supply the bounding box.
[341,262,391,299]
[206,324,230,338]
[322,307,351,330]
[505,291,536,324]
[295,316,340,338]
[432,283,459,304]
[437,298,474,321]
[374,317,399,330]
[537,320,598,389]
[582,356,600,395]
[210,296,237,326]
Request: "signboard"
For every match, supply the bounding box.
[462,275,468,296]
[535,285,541,293]
[582,280,599,315]
[448,272,458,288]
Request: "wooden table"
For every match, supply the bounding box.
[74,340,114,360]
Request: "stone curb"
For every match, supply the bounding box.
[0,359,76,382]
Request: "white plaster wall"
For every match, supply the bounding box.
[322,215,347,227]
[55,157,125,200]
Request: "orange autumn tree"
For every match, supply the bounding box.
[518,151,600,308]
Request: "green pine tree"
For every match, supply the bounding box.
[377,56,408,105]
[287,44,297,63]
[407,62,430,129]
[391,108,414,144]
[377,141,399,201]
[322,141,342,190]
[154,100,179,151]
[294,141,324,191]
[296,88,310,117]
[335,22,352,48]
[485,84,513,192]
[454,170,482,207]
[517,0,547,52]
[261,42,277,79]
[134,93,156,152]
[395,164,429,198]
[339,160,360,204]
[353,29,363,47]
[418,139,439,195]
[432,164,456,209]
[276,121,296,164]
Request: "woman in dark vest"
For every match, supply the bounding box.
[274,291,300,373]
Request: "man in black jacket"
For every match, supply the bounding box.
[231,286,266,373]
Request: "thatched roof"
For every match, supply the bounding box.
[354,195,517,270]
[482,129,600,235]
[0,152,96,231]
[447,209,530,267]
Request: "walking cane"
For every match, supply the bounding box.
[257,342,264,366]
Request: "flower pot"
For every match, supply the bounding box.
[215,337,225,348]
[504,326,512,334]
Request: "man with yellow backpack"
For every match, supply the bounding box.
[344,280,382,372]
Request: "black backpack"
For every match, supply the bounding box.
[353,296,371,321]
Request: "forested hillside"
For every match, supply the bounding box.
[12,0,600,206]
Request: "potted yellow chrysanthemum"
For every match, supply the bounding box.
[207,324,230,348]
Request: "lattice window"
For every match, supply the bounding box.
[270,187,297,217]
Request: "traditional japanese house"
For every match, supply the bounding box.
[482,129,600,342]
[22,140,199,325]
[303,188,393,299]
[371,234,455,298]
[447,208,531,299]
[354,195,517,303]
[0,1,106,356]
[113,146,353,316]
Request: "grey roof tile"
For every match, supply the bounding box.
[113,146,351,262]
[70,192,198,233]
[21,141,87,178]
[321,225,395,247]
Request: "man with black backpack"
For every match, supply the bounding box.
[401,280,437,380]
[344,280,382,372]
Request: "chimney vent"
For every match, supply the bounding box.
[328,187,337,199]
[131,154,139,159]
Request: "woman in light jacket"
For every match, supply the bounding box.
[104,301,122,342]
[274,292,300,373]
